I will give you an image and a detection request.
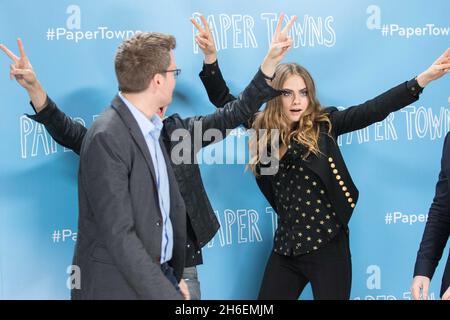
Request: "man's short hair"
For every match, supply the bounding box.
[115,32,176,93]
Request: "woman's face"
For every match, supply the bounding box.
[280,74,310,125]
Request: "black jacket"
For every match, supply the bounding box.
[28,68,281,257]
[199,60,422,229]
[414,132,450,297]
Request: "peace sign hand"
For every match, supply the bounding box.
[417,47,450,88]
[0,38,47,111]
[261,13,297,80]
[191,15,218,64]
[0,38,38,90]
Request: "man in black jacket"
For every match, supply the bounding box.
[411,98,450,300]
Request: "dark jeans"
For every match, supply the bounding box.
[182,266,201,300]
[258,229,352,300]
[161,262,181,293]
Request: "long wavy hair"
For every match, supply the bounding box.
[249,63,332,175]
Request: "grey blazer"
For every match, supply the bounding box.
[73,96,187,300]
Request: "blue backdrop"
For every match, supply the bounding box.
[0,0,449,299]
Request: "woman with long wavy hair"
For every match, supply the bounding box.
[249,62,360,300]
[195,19,450,298]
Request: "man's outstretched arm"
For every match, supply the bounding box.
[1,38,87,154]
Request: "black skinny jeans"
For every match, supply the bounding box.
[258,229,352,300]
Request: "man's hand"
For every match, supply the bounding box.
[416,47,450,88]
[1,38,38,89]
[0,38,47,111]
[411,275,431,300]
[179,279,191,300]
[191,15,217,64]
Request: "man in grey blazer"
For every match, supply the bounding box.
[74,33,189,299]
